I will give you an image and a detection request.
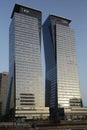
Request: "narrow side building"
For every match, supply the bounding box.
[0,72,8,116]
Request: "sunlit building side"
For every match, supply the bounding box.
[5,4,49,120]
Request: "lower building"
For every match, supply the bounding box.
[15,107,49,120]
[64,107,87,120]
[0,72,8,116]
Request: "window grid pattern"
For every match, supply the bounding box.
[8,12,45,113]
[56,24,81,107]
[14,13,44,109]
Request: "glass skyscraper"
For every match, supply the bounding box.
[43,15,82,118]
[5,4,49,119]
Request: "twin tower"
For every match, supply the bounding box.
[5,4,82,120]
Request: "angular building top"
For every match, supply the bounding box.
[11,4,41,19]
[43,14,71,27]
[50,14,71,23]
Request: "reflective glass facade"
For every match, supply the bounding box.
[43,15,82,110]
[6,4,49,119]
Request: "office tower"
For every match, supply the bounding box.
[43,15,82,118]
[5,4,49,120]
[0,72,8,115]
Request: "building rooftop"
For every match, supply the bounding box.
[50,14,71,24]
[11,4,41,18]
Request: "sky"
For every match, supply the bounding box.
[0,0,87,106]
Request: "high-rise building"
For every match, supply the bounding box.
[43,15,82,119]
[5,4,49,120]
[0,72,8,115]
